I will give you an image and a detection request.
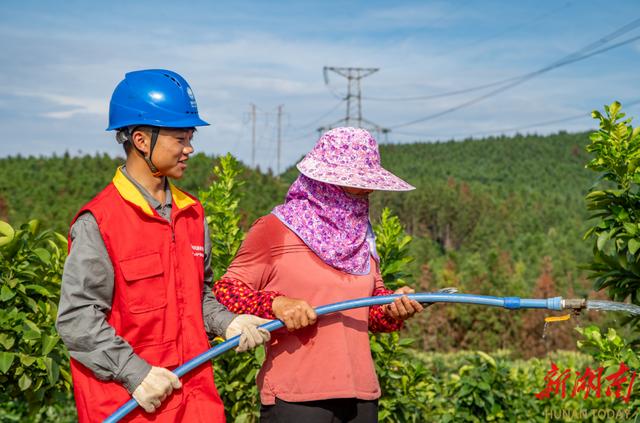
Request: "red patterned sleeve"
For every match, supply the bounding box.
[368,286,404,333]
[214,277,284,319]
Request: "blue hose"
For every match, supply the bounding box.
[104,293,563,422]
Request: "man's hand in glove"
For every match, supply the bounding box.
[132,366,181,413]
[225,314,272,352]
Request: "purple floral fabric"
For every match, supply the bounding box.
[296,127,415,192]
[272,174,373,275]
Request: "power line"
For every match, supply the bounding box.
[279,100,345,154]
[290,99,346,131]
[282,128,318,146]
[472,98,640,136]
[365,0,473,63]
[364,77,522,102]
[457,2,572,51]
[388,25,640,129]
[366,17,640,103]
[393,98,640,139]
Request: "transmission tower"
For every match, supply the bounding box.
[319,66,389,141]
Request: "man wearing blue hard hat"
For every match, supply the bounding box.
[56,69,271,422]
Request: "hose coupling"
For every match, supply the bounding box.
[561,298,587,313]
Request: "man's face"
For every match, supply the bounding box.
[136,128,195,179]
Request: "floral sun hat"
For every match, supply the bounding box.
[296,127,415,191]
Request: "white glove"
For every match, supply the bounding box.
[132,366,182,413]
[225,314,272,352]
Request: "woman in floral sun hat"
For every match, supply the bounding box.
[213,127,423,422]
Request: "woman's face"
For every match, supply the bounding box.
[340,186,374,198]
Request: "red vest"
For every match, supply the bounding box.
[68,168,225,423]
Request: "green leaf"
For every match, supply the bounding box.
[585,190,607,200]
[0,220,15,247]
[19,354,36,367]
[27,219,40,235]
[398,337,415,347]
[18,373,32,391]
[24,284,52,297]
[44,357,59,385]
[41,334,58,356]
[33,248,51,264]
[0,333,15,350]
[253,345,265,363]
[596,232,609,252]
[23,319,40,333]
[0,285,15,302]
[623,222,638,236]
[53,232,68,247]
[0,352,15,373]
[22,330,41,341]
[628,239,640,255]
[476,351,497,368]
[370,341,383,353]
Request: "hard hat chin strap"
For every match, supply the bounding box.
[130,127,162,177]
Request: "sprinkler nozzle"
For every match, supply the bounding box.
[561,298,587,313]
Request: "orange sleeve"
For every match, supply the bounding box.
[223,216,274,290]
[214,216,284,319]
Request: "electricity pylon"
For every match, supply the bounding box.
[319,66,389,141]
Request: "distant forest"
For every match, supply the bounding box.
[0,131,605,356]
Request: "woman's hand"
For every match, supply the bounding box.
[272,296,317,331]
[385,286,424,321]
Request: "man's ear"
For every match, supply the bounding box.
[131,129,149,154]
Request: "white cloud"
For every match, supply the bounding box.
[1,1,640,171]
[7,90,106,119]
[356,2,475,30]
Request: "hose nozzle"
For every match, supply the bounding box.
[561,298,587,312]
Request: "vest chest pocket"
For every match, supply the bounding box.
[119,252,167,313]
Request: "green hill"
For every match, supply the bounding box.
[0,131,601,355]
[373,131,594,282]
[0,152,288,234]
[372,132,598,354]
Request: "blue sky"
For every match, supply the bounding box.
[1,0,640,172]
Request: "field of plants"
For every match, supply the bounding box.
[1,102,639,421]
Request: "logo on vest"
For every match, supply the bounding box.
[191,244,205,258]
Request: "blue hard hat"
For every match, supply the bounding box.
[106,69,209,131]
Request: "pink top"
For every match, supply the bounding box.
[218,214,400,405]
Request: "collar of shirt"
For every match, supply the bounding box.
[366,223,380,262]
[120,166,173,220]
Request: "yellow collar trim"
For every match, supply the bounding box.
[112,167,196,216]
[112,167,154,216]
[169,182,196,210]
